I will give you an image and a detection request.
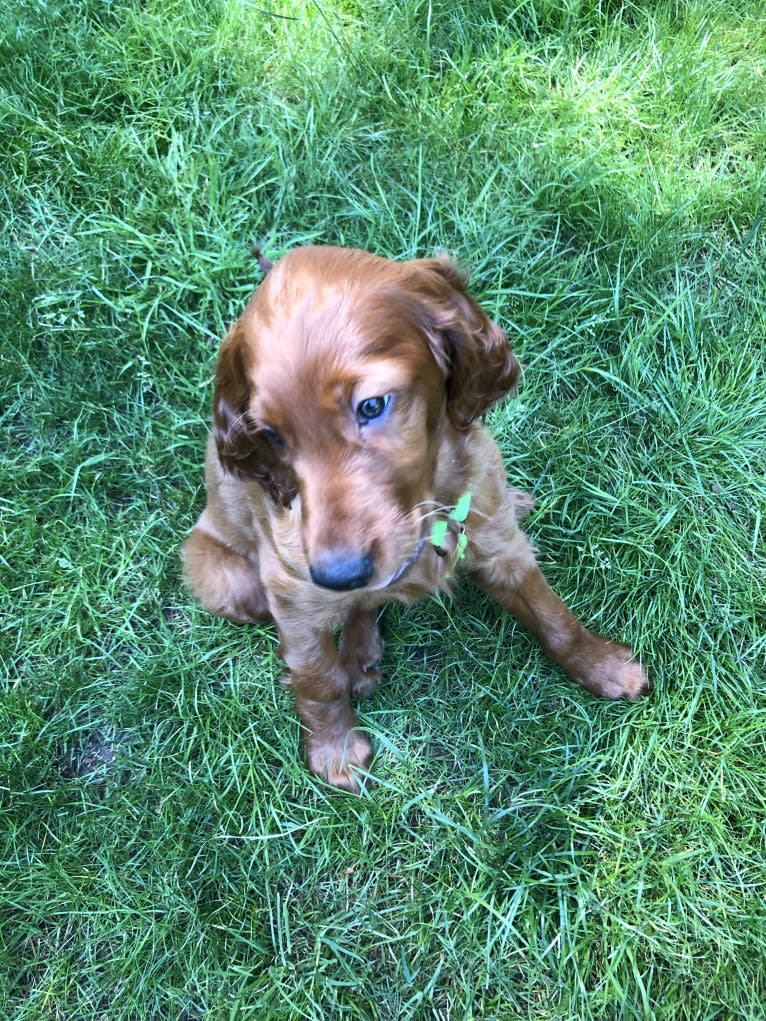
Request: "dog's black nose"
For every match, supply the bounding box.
[309,550,374,591]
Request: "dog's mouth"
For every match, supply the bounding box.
[369,532,428,591]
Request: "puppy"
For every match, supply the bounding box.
[182,246,648,790]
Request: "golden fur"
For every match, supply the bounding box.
[183,246,648,790]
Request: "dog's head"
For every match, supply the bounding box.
[213,246,519,591]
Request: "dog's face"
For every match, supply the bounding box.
[213,246,519,592]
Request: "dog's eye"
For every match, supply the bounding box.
[259,427,285,449]
[356,395,391,425]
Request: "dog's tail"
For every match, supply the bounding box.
[252,246,274,275]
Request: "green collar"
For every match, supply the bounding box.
[430,491,471,561]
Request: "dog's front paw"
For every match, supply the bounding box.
[305,729,373,792]
[346,658,382,700]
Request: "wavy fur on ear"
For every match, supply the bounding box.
[407,258,520,430]
[213,324,298,507]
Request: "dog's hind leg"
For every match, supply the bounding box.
[181,523,271,624]
[467,487,649,701]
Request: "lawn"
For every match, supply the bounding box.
[2,0,765,1017]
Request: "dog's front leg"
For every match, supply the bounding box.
[273,603,373,791]
[339,607,384,700]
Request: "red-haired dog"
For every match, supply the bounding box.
[183,247,648,790]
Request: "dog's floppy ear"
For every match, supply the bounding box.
[213,321,254,473]
[212,322,297,508]
[408,257,520,430]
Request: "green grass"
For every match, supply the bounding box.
[2,0,765,1017]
